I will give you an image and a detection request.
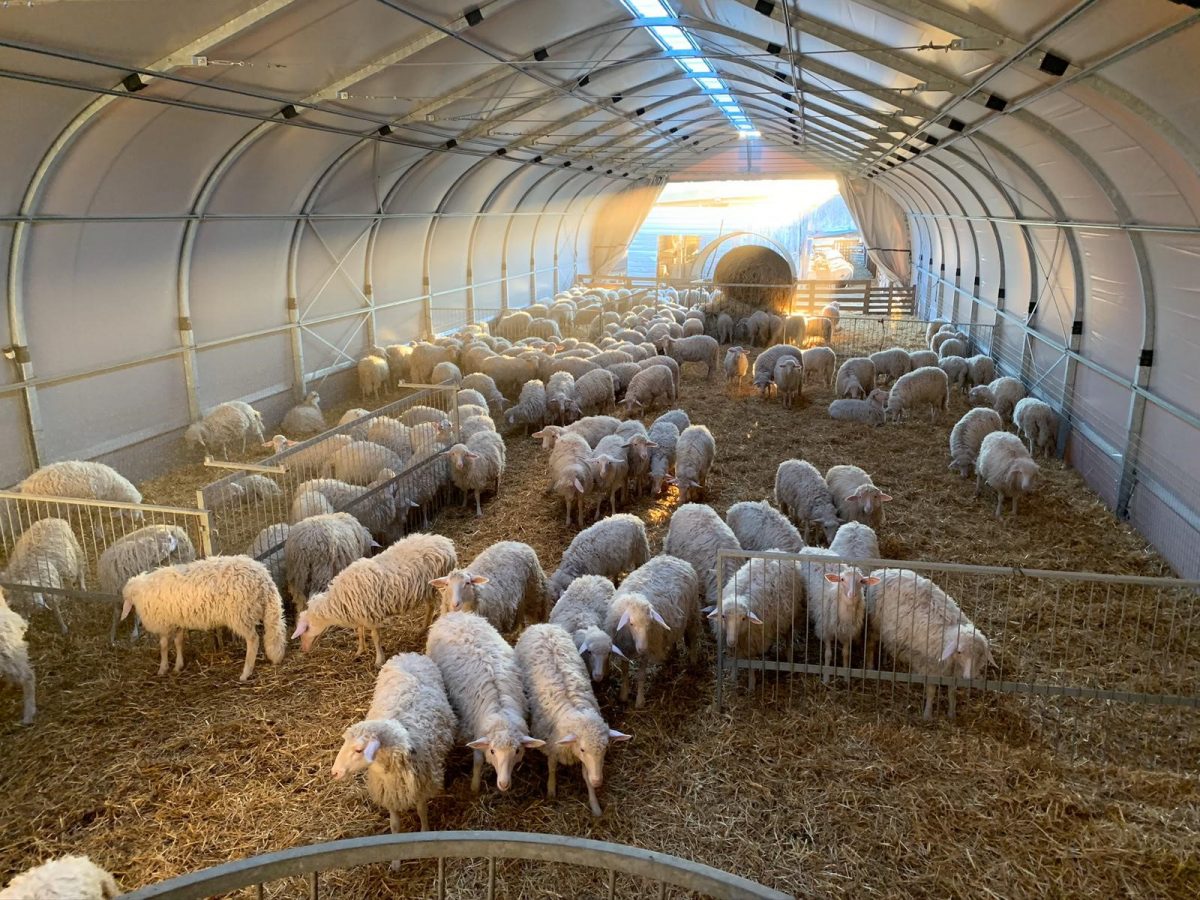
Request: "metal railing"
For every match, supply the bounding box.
[829,315,994,359]
[120,831,793,900]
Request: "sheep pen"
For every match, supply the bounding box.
[1,342,1197,899]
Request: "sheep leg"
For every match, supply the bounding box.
[618,657,630,703]
[461,489,468,509]
[994,493,1004,519]
[21,670,36,725]
[158,634,171,675]
[635,665,646,708]
[546,757,557,799]
[372,628,384,667]
[50,599,68,635]
[923,682,937,720]
[470,750,484,793]
[564,499,572,526]
[355,628,366,657]
[1011,495,1019,516]
[586,780,603,818]
[415,800,429,833]
[974,473,983,498]
[474,490,483,517]
[109,603,120,645]
[822,640,833,685]
[947,683,957,720]
[173,630,186,673]
[747,661,756,692]
[240,631,259,682]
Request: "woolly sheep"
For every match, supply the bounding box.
[481,356,538,398]
[663,503,741,605]
[323,440,405,486]
[460,372,507,416]
[724,500,804,554]
[331,653,456,841]
[976,431,1040,518]
[965,354,995,388]
[17,460,142,509]
[101,524,197,642]
[547,514,651,600]
[358,354,390,399]
[365,417,413,459]
[1013,397,1059,458]
[865,568,994,718]
[835,357,876,400]
[546,431,594,527]
[575,369,617,416]
[516,624,630,816]
[432,541,547,631]
[549,575,619,682]
[120,556,287,681]
[3,518,85,630]
[426,611,543,793]
[662,334,720,380]
[0,855,118,900]
[458,413,497,442]
[800,547,879,681]
[717,312,734,343]
[651,408,690,433]
[925,318,950,343]
[545,356,600,382]
[929,330,956,354]
[564,414,622,447]
[446,430,505,517]
[295,533,456,663]
[708,555,802,690]
[682,318,704,337]
[606,555,701,708]
[948,408,1003,478]
[410,342,457,384]
[938,356,970,393]
[828,388,889,427]
[774,357,804,409]
[0,589,36,725]
[237,473,284,504]
[801,346,836,387]
[752,344,803,398]
[970,376,1026,423]
[496,311,533,341]
[281,392,326,436]
[886,366,949,423]
[805,316,833,346]
[504,379,547,434]
[775,459,839,545]
[546,370,577,425]
[285,512,374,612]
[825,464,891,531]
[401,405,449,427]
[385,344,413,383]
[869,347,913,385]
[587,433,631,520]
[723,347,749,389]
[908,349,938,369]
[618,364,676,416]
[184,401,265,458]
[821,302,841,330]
[431,360,463,387]
[646,420,679,496]
[605,362,642,396]
[293,469,406,540]
[938,338,967,359]
[246,522,288,597]
[638,355,681,392]
[269,433,353,478]
[782,314,806,346]
[669,424,715,502]
[338,408,372,442]
[291,489,335,522]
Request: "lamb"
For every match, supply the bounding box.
[774,357,804,408]
[708,555,803,690]
[801,548,879,681]
[836,357,877,399]
[504,379,547,434]
[294,533,456,664]
[426,611,543,793]
[184,401,265,458]
[574,369,616,416]
[661,334,720,380]
[976,431,1040,517]
[285,512,374,612]
[331,652,456,841]
[515,624,630,816]
[774,459,840,545]
[828,388,889,427]
[101,524,197,642]
[322,440,405,485]
[948,408,1003,478]
[752,345,803,397]
[280,392,326,436]
[646,420,679,496]
[246,522,289,596]
[430,360,463,387]
[938,356,970,393]
[965,354,995,388]
[801,346,836,387]
[619,364,676,415]
[970,376,1026,423]
[938,338,967,359]
[606,555,701,707]
[17,460,142,508]
[432,541,547,631]
[717,312,734,343]
[2,518,86,631]
[663,503,742,605]
[587,434,631,520]
[825,464,891,531]
[446,430,506,516]
[724,500,805,553]
[120,555,287,681]
[460,372,507,417]
[869,347,913,385]
[547,513,651,600]
[668,424,715,502]
[269,433,353,478]
[1013,397,1059,458]
[723,347,749,389]
[0,589,36,725]
[886,366,949,423]
[865,568,994,718]
[908,349,938,369]
[358,354,390,399]
[549,575,619,682]
[546,370,577,425]
[0,855,118,899]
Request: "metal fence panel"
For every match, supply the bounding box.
[828,315,994,359]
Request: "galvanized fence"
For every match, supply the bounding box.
[198,384,459,562]
[0,492,212,641]
[713,550,1200,769]
[829,315,995,359]
[120,831,793,900]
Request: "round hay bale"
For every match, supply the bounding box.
[711,245,794,320]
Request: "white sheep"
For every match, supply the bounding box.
[546,370,577,425]
[801,548,880,681]
[804,316,833,346]
[430,360,463,386]
[185,401,265,458]
[237,473,284,504]
[460,373,507,417]
[908,349,938,369]
[825,464,891,531]
[976,431,1040,518]
[0,588,36,725]
[938,356,970,393]
[938,338,967,359]
[662,334,720,380]
[708,555,803,690]
[385,344,413,383]
[775,459,839,545]
[365,418,413,459]
[504,379,547,434]
[682,318,704,338]
[774,357,804,409]
[481,355,538,399]
[925,318,950,343]
[969,376,1026,424]
[606,555,701,707]
[723,346,749,390]
[432,540,547,631]
[294,469,407,540]
[331,652,456,843]
[547,513,651,600]
[869,347,913,385]
[574,369,616,417]
[669,424,715,502]
[821,302,841,330]
[835,357,876,400]
[281,392,326,436]
[515,624,630,816]
[446,431,505,517]
[321,439,405,486]
[285,512,374,612]
[828,388,889,427]
[564,414,622,447]
[948,408,1004,478]
[339,408,372,440]
[800,346,836,387]
[549,575,620,682]
[717,312,734,343]
[829,521,880,561]
[400,405,450,428]
[886,366,949,423]
[782,314,806,346]
[646,420,679,496]
[457,413,497,442]
[930,329,956,355]
[358,354,390,399]
[270,433,353,478]
[619,364,676,415]
[120,556,287,681]
[546,431,593,527]
[295,533,456,663]
[752,345,803,398]
[965,354,995,388]
[865,568,994,718]
[663,503,741,605]
[0,855,118,900]
[101,524,197,642]
[291,489,335,522]
[17,460,142,508]
[1013,397,1059,458]
[426,611,543,793]
[2,518,85,632]
[724,500,805,553]
[246,522,288,596]
[587,433,631,520]
[410,342,458,385]
[637,355,681,392]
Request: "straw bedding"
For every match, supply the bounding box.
[1,347,1198,898]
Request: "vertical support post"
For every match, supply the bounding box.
[529,253,537,301]
[465,264,475,325]
[363,281,378,350]
[421,275,432,339]
[1117,354,1153,517]
[286,295,306,398]
[6,344,42,469]
[499,259,509,311]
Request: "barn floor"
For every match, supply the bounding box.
[1,353,1197,898]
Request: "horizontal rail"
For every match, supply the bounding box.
[910,211,1200,235]
[0,490,204,517]
[0,211,569,224]
[201,459,287,475]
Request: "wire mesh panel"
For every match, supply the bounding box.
[713,550,1200,769]
[828,316,995,359]
[0,492,211,640]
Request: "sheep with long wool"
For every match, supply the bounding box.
[663,503,742,606]
[101,524,197,642]
[432,540,547,631]
[826,464,891,531]
[0,588,36,725]
[185,401,265,457]
[0,855,118,900]
[774,459,839,545]
[285,512,374,612]
[549,574,620,682]
[281,392,325,436]
[724,500,804,553]
[948,408,1004,478]
[547,513,651,601]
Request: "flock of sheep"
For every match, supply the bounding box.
[0,282,1063,898]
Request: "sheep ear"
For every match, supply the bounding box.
[649,608,671,630]
[617,609,631,631]
[823,572,842,584]
[701,605,715,615]
[609,730,632,743]
[644,441,658,449]
[470,576,489,585]
[430,576,450,588]
[558,734,577,746]
[574,634,587,652]
[610,644,628,659]
[292,619,308,639]
[408,499,420,508]
[363,738,381,763]
[120,595,134,621]
[879,494,893,502]
[467,738,491,750]
[706,607,721,620]
[941,633,960,662]
[522,736,546,749]
[863,576,882,586]
[531,430,546,439]
[465,451,479,460]
[574,477,585,493]
[747,610,764,625]
[986,648,997,667]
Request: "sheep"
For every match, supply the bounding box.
[908,349,938,369]
[641,420,676,497]
[835,357,877,400]
[800,547,879,682]
[821,302,841,330]
[545,356,600,381]
[775,459,840,545]
[869,347,913,385]
[669,424,715,502]
[723,346,749,389]
[606,555,701,708]
[605,362,642,396]
[410,342,457,384]
[708,555,803,690]
[752,345,803,398]
[236,474,284,505]
[587,434,631,520]
[268,433,353,478]
[285,512,374,612]
[295,533,456,664]
[331,653,456,842]
[291,489,335,522]
[652,408,690,433]
[573,368,616,417]
[619,364,676,415]
[590,350,632,369]
[546,370,577,425]
[826,464,891,531]
[938,356,970,393]
[549,575,619,682]
[829,521,881,561]
[769,356,803,409]
[0,589,36,725]
[547,431,594,527]
[120,556,287,681]
[2,518,86,629]
[925,318,950,343]
[747,310,771,346]
[364,417,412,459]
[969,376,1026,423]
[828,388,889,427]
[800,346,836,388]
[865,568,994,718]
[101,524,197,642]
[358,354,390,399]
[246,522,288,597]
[0,855,119,900]
[886,366,949,423]
[948,408,1004,478]
[294,469,405,540]
[663,503,741,605]
[504,379,546,434]
[385,344,413,383]
[682,318,704,337]
[430,360,463,387]
[481,356,538,399]
[496,310,533,341]
[338,408,372,442]
[401,405,449,427]
[458,413,498,442]
[638,354,682,392]
[17,460,142,509]
[938,338,967,359]
[1013,397,1059,458]
[662,334,720,380]
[515,624,630,816]
[930,330,956,355]
[564,414,622,447]
[323,440,405,485]
[281,392,326,436]
[965,354,995,388]
[724,500,804,554]
[432,541,547,631]
[547,513,651,600]
[460,372,507,417]
[804,316,833,346]
[446,430,505,517]
[781,314,806,346]
[183,401,265,458]
[717,312,734,343]
[426,611,543,793]
[976,431,1041,518]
